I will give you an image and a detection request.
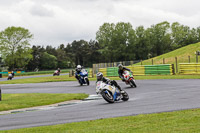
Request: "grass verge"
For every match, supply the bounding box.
[1,108,200,133]
[0,93,88,112]
[0,75,74,84]
[1,69,70,77]
[0,74,200,84]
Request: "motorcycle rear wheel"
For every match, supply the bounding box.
[101,91,114,103]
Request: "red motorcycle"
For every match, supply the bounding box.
[122,70,137,88]
[53,70,60,76]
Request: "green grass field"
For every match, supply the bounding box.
[0,93,88,112]
[1,108,200,133]
[137,42,200,66]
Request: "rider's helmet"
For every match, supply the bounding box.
[77,65,81,69]
[77,65,82,71]
[96,72,103,80]
[118,64,123,70]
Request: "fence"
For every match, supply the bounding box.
[93,60,141,74]
[69,55,200,77]
[0,71,25,74]
[0,71,25,78]
[98,64,174,76]
[179,63,200,74]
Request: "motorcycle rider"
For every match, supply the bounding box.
[75,65,82,81]
[57,68,61,73]
[96,72,124,93]
[118,64,133,81]
[54,68,60,76]
[7,73,13,80]
[11,71,15,78]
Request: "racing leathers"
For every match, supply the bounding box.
[97,77,122,91]
[75,68,82,81]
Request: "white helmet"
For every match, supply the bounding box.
[77,65,81,69]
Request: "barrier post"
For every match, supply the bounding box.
[188,56,190,63]
[69,70,72,77]
[0,87,1,101]
[92,64,95,77]
[172,64,175,75]
[175,57,178,73]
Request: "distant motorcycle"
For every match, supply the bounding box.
[7,73,13,80]
[96,81,129,103]
[122,70,137,88]
[53,70,60,76]
[76,69,89,86]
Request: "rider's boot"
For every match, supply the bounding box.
[116,85,124,93]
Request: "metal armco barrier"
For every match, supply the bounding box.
[144,64,174,75]
[179,63,200,74]
[98,64,174,76]
[127,66,145,76]
[98,68,107,77]
[0,71,25,75]
[107,67,118,76]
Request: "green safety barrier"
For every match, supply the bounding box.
[107,67,118,77]
[0,71,25,74]
[144,64,172,75]
[98,64,174,76]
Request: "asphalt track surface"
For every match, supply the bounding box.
[0,79,200,130]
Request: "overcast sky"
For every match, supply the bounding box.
[0,0,200,47]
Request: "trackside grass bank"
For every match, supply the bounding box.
[1,108,200,133]
[0,93,88,112]
[137,42,200,65]
[0,74,200,84]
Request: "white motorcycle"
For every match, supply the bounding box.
[96,81,129,103]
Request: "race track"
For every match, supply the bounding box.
[0,73,68,82]
[0,79,200,130]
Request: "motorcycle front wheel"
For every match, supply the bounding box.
[78,79,83,86]
[101,91,114,103]
[121,91,129,101]
[130,79,137,88]
[85,78,90,85]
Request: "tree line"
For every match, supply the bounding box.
[0,21,200,71]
